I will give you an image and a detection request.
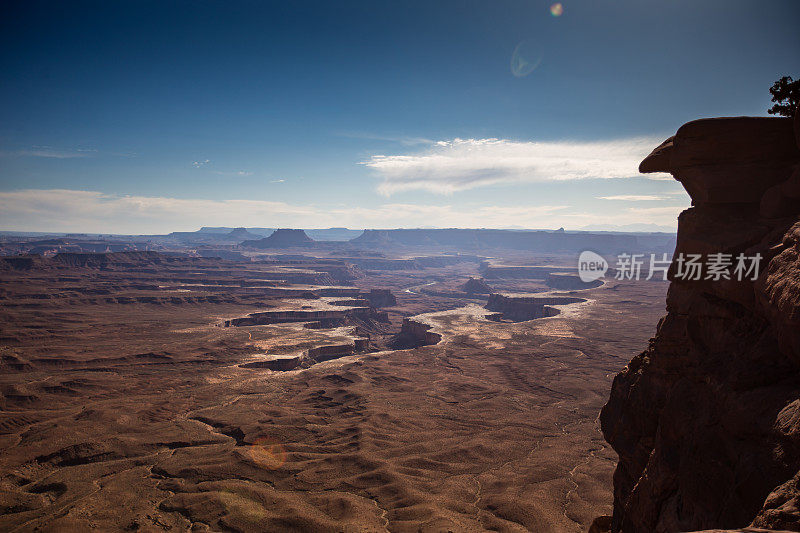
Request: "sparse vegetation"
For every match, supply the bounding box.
[768,76,800,117]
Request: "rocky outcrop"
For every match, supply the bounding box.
[241,229,314,248]
[224,305,379,327]
[640,118,798,206]
[239,338,370,371]
[485,293,584,321]
[239,355,303,371]
[307,339,369,362]
[225,227,261,241]
[392,318,442,348]
[363,288,397,308]
[461,277,492,294]
[600,115,800,532]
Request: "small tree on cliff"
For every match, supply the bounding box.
[768,76,799,117]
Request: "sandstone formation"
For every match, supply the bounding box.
[485,292,585,322]
[392,317,443,347]
[461,276,493,294]
[225,227,261,240]
[601,115,800,532]
[363,288,397,307]
[241,336,372,372]
[303,227,363,241]
[241,228,314,248]
[223,301,389,328]
[165,227,270,245]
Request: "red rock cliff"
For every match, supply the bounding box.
[600,114,800,532]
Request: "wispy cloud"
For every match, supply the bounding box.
[337,131,435,146]
[0,189,684,234]
[361,137,671,195]
[1,148,93,159]
[1,147,138,159]
[192,159,211,168]
[596,195,667,201]
[270,179,285,183]
[213,170,253,176]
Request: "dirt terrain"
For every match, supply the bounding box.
[0,248,667,532]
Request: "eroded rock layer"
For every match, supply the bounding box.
[600,115,800,532]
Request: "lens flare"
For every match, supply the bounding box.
[550,3,563,16]
[510,40,544,78]
[244,435,287,469]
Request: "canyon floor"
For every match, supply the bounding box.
[0,249,668,532]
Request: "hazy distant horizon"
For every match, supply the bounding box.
[0,222,678,238]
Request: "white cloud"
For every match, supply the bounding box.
[361,137,671,195]
[0,189,314,234]
[0,189,685,234]
[627,205,687,218]
[553,205,685,228]
[270,179,285,183]
[597,195,667,201]
[192,159,211,168]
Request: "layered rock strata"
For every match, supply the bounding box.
[486,292,585,322]
[600,115,800,532]
[364,288,397,307]
[394,318,442,347]
[241,228,314,248]
[461,277,493,294]
[223,304,388,327]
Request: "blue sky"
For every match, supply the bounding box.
[1,0,798,233]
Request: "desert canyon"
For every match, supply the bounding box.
[0,116,799,533]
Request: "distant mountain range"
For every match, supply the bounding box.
[194,227,363,241]
[1,226,678,257]
[577,223,676,233]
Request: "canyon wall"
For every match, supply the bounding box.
[241,228,314,248]
[600,115,800,532]
[486,293,584,321]
[351,228,675,253]
[394,318,442,347]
